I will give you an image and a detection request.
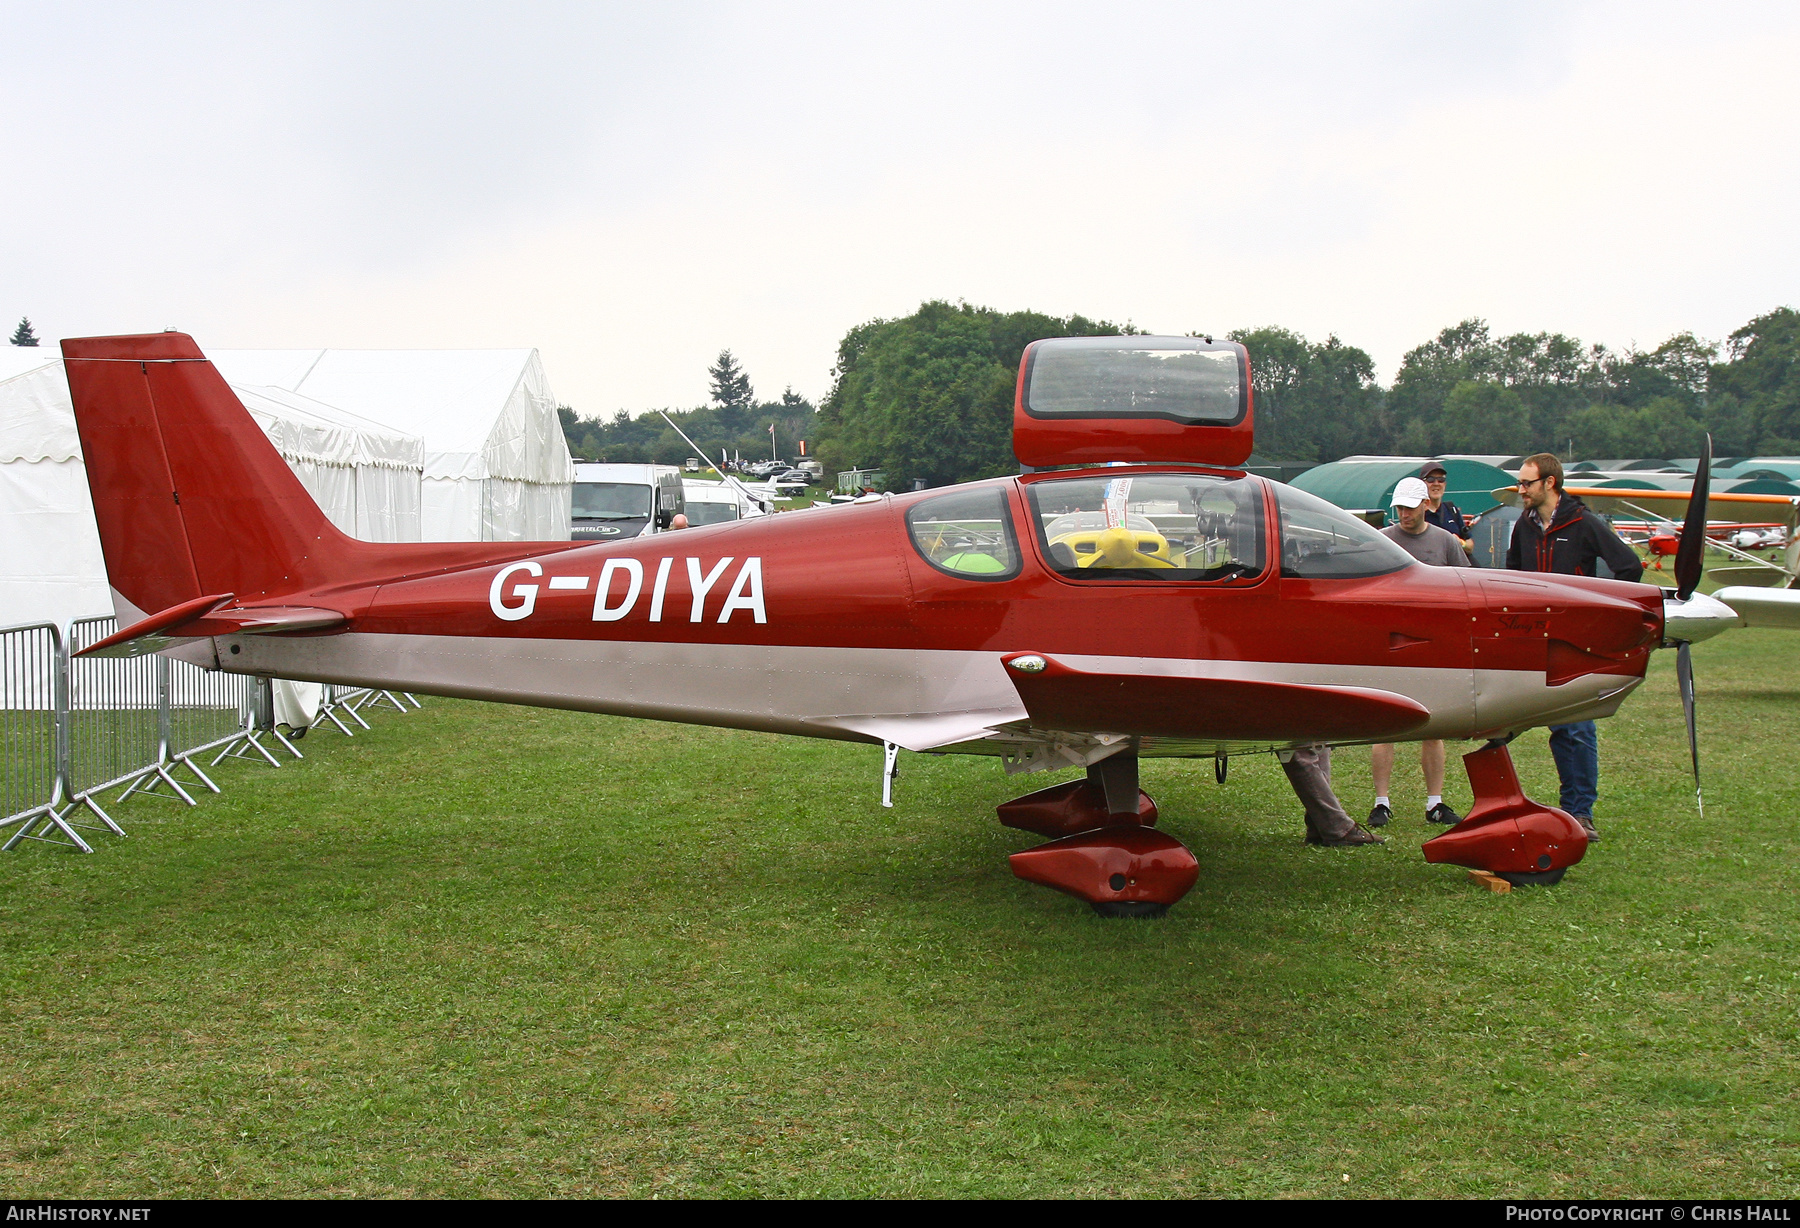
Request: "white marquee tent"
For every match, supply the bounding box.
[0,348,111,634]
[207,349,573,542]
[237,385,424,543]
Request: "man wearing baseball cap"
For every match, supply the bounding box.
[1367,477,1471,830]
[1419,462,1476,560]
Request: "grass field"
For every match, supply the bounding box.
[1,626,1797,1198]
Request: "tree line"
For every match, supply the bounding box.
[560,304,1800,486]
[558,349,818,468]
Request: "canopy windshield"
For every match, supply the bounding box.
[1025,473,1264,581]
[1273,484,1414,579]
[1025,338,1246,424]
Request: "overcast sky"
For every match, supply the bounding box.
[4,1,1796,415]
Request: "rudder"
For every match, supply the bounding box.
[63,333,359,619]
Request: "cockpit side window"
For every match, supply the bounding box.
[1273,484,1414,579]
[1024,473,1265,581]
[905,486,1022,581]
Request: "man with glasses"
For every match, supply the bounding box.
[1506,453,1645,840]
[1419,462,1476,560]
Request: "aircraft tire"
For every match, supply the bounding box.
[1090,901,1169,919]
[1495,868,1567,888]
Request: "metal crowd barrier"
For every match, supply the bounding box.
[1,623,71,844]
[1,616,423,854]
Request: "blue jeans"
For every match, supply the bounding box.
[1548,721,1598,818]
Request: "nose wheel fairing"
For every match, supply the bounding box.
[1423,741,1587,881]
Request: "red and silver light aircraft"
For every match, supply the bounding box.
[63,331,1780,915]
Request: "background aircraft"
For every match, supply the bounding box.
[61,331,1795,915]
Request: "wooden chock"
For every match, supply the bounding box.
[1467,869,1512,894]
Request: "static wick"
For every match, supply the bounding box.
[882,741,900,809]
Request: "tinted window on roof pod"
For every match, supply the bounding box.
[905,486,1021,581]
[1025,473,1265,582]
[1025,338,1245,424]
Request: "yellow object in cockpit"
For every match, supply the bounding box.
[1054,524,1178,569]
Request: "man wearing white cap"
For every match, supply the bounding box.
[1367,477,1472,829]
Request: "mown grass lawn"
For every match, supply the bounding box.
[1,626,1796,1198]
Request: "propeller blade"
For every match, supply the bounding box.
[1673,434,1712,600]
[1676,640,1703,817]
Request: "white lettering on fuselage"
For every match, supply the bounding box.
[717,556,766,624]
[491,557,765,625]
[489,561,542,621]
[648,557,673,622]
[593,558,644,622]
[686,557,734,623]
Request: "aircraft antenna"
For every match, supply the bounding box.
[657,411,772,513]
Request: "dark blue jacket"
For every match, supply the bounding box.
[1424,499,1467,539]
[1506,493,1644,582]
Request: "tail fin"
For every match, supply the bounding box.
[63,333,352,617]
[62,332,572,625]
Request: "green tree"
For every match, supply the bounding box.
[1712,308,1800,452]
[9,317,38,347]
[1438,380,1531,454]
[708,349,754,433]
[816,301,1128,488]
[1227,326,1384,462]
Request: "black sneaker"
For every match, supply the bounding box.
[1366,803,1391,828]
[1426,802,1461,825]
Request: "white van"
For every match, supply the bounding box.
[682,479,769,527]
[571,463,685,541]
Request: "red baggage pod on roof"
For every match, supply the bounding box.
[1012,335,1254,469]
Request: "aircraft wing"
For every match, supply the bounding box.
[1000,652,1431,743]
[1713,585,1800,631]
[806,707,1031,752]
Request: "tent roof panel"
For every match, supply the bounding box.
[0,359,78,462]
[210,348,532,454]
[206,348,570,483]
[1290,456,1515,514]
[0,348,57,382]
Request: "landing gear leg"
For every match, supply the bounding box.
[1000,753,1199,916]
[1422,741,1588,884]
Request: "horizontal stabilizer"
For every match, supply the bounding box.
[1713,585,1800,631]
[1000,652,1431,743]
[78,595,347,658]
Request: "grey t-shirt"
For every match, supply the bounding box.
[1383,521,1472,567]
